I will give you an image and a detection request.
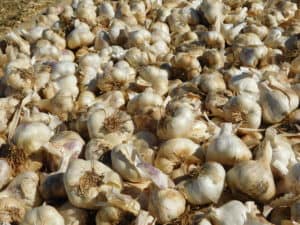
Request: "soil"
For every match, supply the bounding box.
[0,0,62,38]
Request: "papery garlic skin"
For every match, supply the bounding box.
[177,162,225,205]
[96,206,122,225]
[148,188,186,224]
[21,205,65,225]
[206,123,252,166]
[67,20,95,49]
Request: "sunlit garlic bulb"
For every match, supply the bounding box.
[223,95,262,129]
[178,162,225,205]
[155,138,203,179]
[148,188,186,224]
[58,202,88,225]
[206,123,252,166]
[0,159,12,190]
[21,205,65,225]
[67,20,95,49]
[227,138,276,202]
[260,77,299,124]
[209,200,248,225]
[0,171,41,207]
[13,122,53,156]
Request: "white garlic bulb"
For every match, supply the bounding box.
[227,138,276,202]
[177,162,225,205]
[260,77,299,124]
[209,200,248,225]
[148,188,186,224]
[206,123,252,166]
[21,205,65,225]
[13,122,53,156]
[223,95,262,129]
[155,138,203,178]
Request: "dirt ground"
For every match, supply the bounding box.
[0,0,61,38]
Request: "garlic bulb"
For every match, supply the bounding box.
[209,200,248,225]
[223,95,262,129]
[0,197,26,224]
[58,202,88,225]
[67,20,95,49]
[206,123,252,166]
[21,205,65,225]
[87,108,134,142]
[64,159,122,209]
[264,127,297,177]
[155,138,203,178]
[96,206,122,225]
[227,138,276,202]
[0,171,41,207]
[42,131,85,172]
[200,0,223,32]
[112,143,172,189]
[127,89,163,131]
[84,138,114,161]
[137,65,169,96]
[148,188,186,224]
[0,159,12,190]
[177,162,225,205]
[13,122,53,156]
[260,77,299,124]
[111,143,148,183]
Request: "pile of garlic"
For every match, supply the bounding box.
[0,0,299,224]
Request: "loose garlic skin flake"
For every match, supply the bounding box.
[21,205,65,225]
[206,123,252,166]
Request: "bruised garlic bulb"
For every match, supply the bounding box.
[0,171,41,207]
[177,162,225,205]
[227,138,276,202]
[260,77,299,124]
[223,95,262,129]
[155,138,203,178]
[13,122,53,156]
[21,205,65,225]
[148,188,186,224]
[206,123,252,166]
